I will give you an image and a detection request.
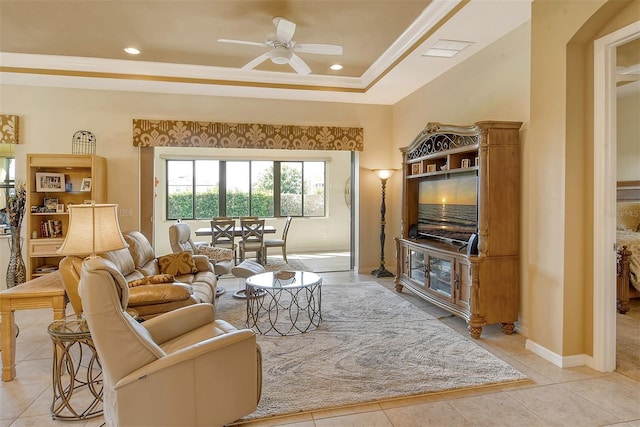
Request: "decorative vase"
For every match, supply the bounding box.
[6,226,27,288]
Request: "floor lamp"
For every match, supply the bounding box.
[371,169,395,278]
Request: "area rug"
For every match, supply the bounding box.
[216,281,528,422]
[263,256,310,272]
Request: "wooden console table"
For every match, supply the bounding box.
[1,272,67,381]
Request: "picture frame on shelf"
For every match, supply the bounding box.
[36,172,65,192]
[426,164,436,173]
[81,178,92,192]
[56,204,65,213]
[411,163,421,175]
[461,159,470,168]
[43,198,58,213]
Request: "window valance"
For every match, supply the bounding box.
[133,119,363,151]
[0,115,20,144]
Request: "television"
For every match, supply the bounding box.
[417,171,478,245]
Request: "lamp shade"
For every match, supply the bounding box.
[373,169,395,180]
[57,204,128,257]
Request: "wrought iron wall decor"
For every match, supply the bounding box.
[0,115,20,145]
[133,119,363,151]
[72,130,96,155]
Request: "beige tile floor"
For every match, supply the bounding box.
[1,270,639,427]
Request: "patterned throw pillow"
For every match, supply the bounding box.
[147,274,176,284]
[128,274,176,287]
[197,245,234,262]
[158,251,198,276]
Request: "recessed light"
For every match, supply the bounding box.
[124,47,140,55]
[330,64,343,71]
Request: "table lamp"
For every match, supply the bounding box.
[57,203,128,258]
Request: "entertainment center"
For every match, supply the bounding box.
[395,121,522,338]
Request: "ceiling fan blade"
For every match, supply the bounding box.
[289,53,311,75]
[275,17,296,43]
[294,43,343,55]
[242,52,270,71]
[218,39,267,48]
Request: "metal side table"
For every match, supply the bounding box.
[47,316,103,420]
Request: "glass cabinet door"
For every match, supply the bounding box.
[427,255,453,297]
[408,250,425,284]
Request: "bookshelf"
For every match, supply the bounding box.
[26,154,107,279]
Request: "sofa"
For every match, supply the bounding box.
[59,230,217,320]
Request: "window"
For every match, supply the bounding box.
[0,157,16,226]
[166,159,325,220]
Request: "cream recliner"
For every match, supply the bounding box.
[169,222,235,276]
[79,257,261,427]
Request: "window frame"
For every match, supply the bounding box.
[166,158,326,220]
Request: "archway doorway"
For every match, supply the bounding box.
[593,20,640,372]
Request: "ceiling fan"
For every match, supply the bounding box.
[218,17,343,75]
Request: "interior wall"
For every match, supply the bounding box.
[528,0,604,358]
[391,21,531,331]
[0,85,393,272]
[528,0,639,360]
[617,80,640,180]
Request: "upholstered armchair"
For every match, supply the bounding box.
[169,222,235,276]
[79,257,262,427]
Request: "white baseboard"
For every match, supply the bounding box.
[525,339,591,368]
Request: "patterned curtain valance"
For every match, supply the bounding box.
[0,115,20,144]
[133,119,363,151]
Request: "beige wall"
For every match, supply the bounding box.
[529,0,639,358]
[1,86,393,272]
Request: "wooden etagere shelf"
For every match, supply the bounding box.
[395,121,522,338]
[26,154,107,279]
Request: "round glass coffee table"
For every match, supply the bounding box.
[245,271,322,336]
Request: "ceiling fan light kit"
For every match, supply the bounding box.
[218,16,343,75]
[269,46,292,64]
